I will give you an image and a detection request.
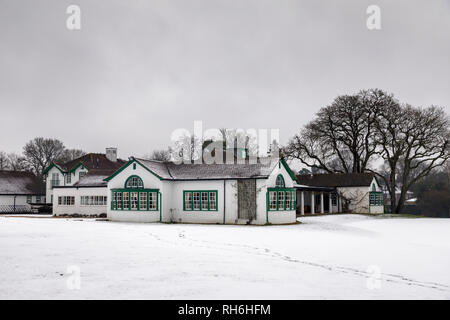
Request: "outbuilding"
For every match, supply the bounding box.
[0,170,45,213]
[296,172,384,214]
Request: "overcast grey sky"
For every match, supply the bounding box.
[1,0,449,159]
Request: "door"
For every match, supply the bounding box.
[238,179,257,220]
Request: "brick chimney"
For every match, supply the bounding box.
[106,147,117,162]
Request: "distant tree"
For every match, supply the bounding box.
[7,153,28,171]
[374,105,450,213]
[0,151,8,170]
[23,137,66,179]
[146,148,172,162]
[57,149,86,163]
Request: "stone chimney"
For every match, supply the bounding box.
[106,147,117,162]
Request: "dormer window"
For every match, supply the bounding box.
[275,174,285,188]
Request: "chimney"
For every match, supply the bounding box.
[106,147,117,162]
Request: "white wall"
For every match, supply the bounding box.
[107,162,163,223]
[337,178,384,214]
[45,166,88,204]
[53,187,108,216]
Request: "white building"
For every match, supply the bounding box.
[105,157,298,225]
[0,170,45,213]
[296,173,384,214]
[43,148,126,216]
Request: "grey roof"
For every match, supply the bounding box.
[0,171,45,195]
[296,172,375,188]
[136,157,280,180]
[74,173,109,187]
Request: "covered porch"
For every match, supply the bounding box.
[295,185,342,215]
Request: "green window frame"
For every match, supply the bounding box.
[267,188,296,211]
[275,174,285,187]
[66,173,71,184]
[125,175,144,189]
[369,191,384,206]
[110,189,159,211]
[183,190,218,211]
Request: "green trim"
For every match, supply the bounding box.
[104,158,163,182]
[43,162,65,175]
[67,162,87,174]
[111,189,159,211]
[267,189,296,211]
[280,158,298,183]
[369,191,384,206]
[183,190,218,211]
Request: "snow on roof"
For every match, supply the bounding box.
[0,171,44,195]
[135,157,280,180]
[74,173,109,187]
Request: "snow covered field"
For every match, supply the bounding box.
[0,214,449,299]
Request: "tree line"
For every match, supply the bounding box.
[283,88,450,215]
[0,137,85,181]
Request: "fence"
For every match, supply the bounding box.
[0,205,35,214]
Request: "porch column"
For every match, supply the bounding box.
[311,192,315,214]
[338,194,342,213]
[329,193,333,213]
[320,192,324,214]
[301,191,305,215]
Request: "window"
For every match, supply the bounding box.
[130,192,138,210]
[139,192,147,210]
[117,192,122,209]
[26,195,32,204]
[286,192,291,209]
[201,192,208,210]
[331,193,337,206]
[123,192,129,209]
[269,191,277,210]
[79,171,86,180]
[148,192,157,210]
[112,192,117,209]
[369,192,383,206]
[125,176,144,189]
[58,196,75,206]
[81,196,107,206]
[209,192,216,210]
[51,173,59,187]
[185,192,192,210]
[193,192,200,210]
[66,173,71,184]
[268,190,296,211]
[183,191,218,211]
[275,174,285,187]
[35,196,41,204]
[278,191,285,210]
[111,190,158,211]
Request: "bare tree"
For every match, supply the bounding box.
[0,151,9,170]
[23,137,66,179]
[374,105,450,213]
[7,153,28,171]
[58,149,86,163]
[145,148,172,162]
[284,89,397,173]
